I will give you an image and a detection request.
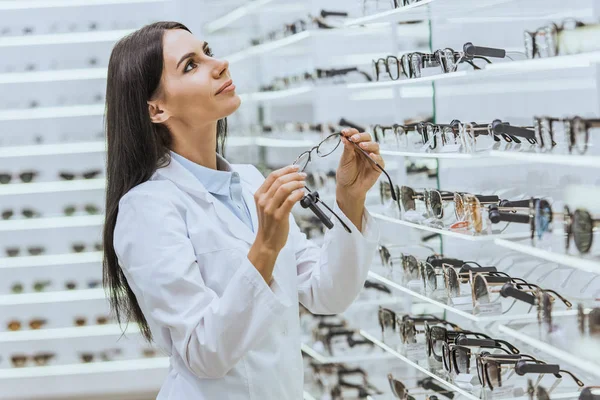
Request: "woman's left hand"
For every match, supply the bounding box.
[336,128,384,201]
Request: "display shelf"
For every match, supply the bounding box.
[0,141,105,158]
[0,287,105,306]
[498,322,600,379]
[381,149,486,159]
[239,86,313,104]
[489,150,600,168]
[0,357,169,386]
[359,329,481,400]
[366,271,571,324]
[225,30,312,63]
[345,0,435,26]
[495,237,600,275]
[0,323,138,343]
[0,179,105,196]
[204,0,304,34]
[0,29,133,48]
[0,214,103,232]
[0,68,107,84]
[0,0,167,10]
[371,212,531,242]
[0,251,102,270]
[300,343,394,365]
[0,104,104,121]
[347,51,600,92]
[345,0,592,26]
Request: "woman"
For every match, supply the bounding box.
[103,21,383,399]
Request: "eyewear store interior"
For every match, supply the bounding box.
[1,0,600,399]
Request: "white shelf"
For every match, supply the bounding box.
[0,355,167,380]
[0,214,104,232]
[0,29,133,48]
[0,0,167,10]
[0,323,138,343]
[345,0,435,26]
[359,329,480,400]
[0,104,104,121]
[0,141,105,158]
[0,251,102,270]
[489,150,600,168]
[498,323,600,379]
[225,30,312,63]
[300,343,394,365]
[239,86,313,103]
[204,0,302,34]
[367,271,566,323]
[381,149,485,159]
[0,288,106,306]
[371,212,530,242]
[0,68,107,84]
[347,51,600,92]
[0,179,105,196]
[495,238,600,274]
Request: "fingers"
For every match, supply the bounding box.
[276,186,306,218]
[256,165,300,197]
[357,141,380,154]
[369,152,385,169]
[270,180,306,211]
[348,131,373,144]
[264,169,307,199]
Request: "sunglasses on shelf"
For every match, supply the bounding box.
[388,374,455,400]
[6,318,47,331]
[0,170,38,184]
[63,204,101,216]
[524,19,587,59]
[11,352,55,368]
[578,304,600,336]
[10,280,51,294]
[5,246,45,257]
[1,208,40,220]
[71,242,103,253]
[580,387,600,400]
[527,379,550,400]
[79,347,122,363]
[425,322,518,363]
[502,116,600,154]
[58,170,102,181]
[476,353,559,390]
[74,315,110,327]
[441,338,522,375]
[564,206,600,254]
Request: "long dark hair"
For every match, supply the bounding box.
[102,21,228,343]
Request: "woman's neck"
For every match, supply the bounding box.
[170,121,218,169]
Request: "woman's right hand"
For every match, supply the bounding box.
[249,165,306,283]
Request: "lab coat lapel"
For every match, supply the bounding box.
[153,158,256,246]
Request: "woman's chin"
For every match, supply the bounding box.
[220,93,242,117]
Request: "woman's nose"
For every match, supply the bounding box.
[214,58,229,78]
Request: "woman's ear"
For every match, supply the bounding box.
[147,101,171,124]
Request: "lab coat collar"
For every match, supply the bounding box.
[152,155,257,246]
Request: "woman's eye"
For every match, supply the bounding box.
[184,61,196,73]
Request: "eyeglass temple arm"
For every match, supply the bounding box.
[540,288,572,307]
[350,141,397,202]
[463,42,506,59]
[304,186,352,234]
[558,370,585,387]
[338,118,366,132]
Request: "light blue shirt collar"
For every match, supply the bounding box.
[170,151,235,198]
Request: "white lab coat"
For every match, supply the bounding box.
[113,156,380,400]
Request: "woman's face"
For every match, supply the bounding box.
[150,29,241,127]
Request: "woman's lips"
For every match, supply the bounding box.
[216,79,235,95]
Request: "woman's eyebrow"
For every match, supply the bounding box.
[176,42,210,70]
